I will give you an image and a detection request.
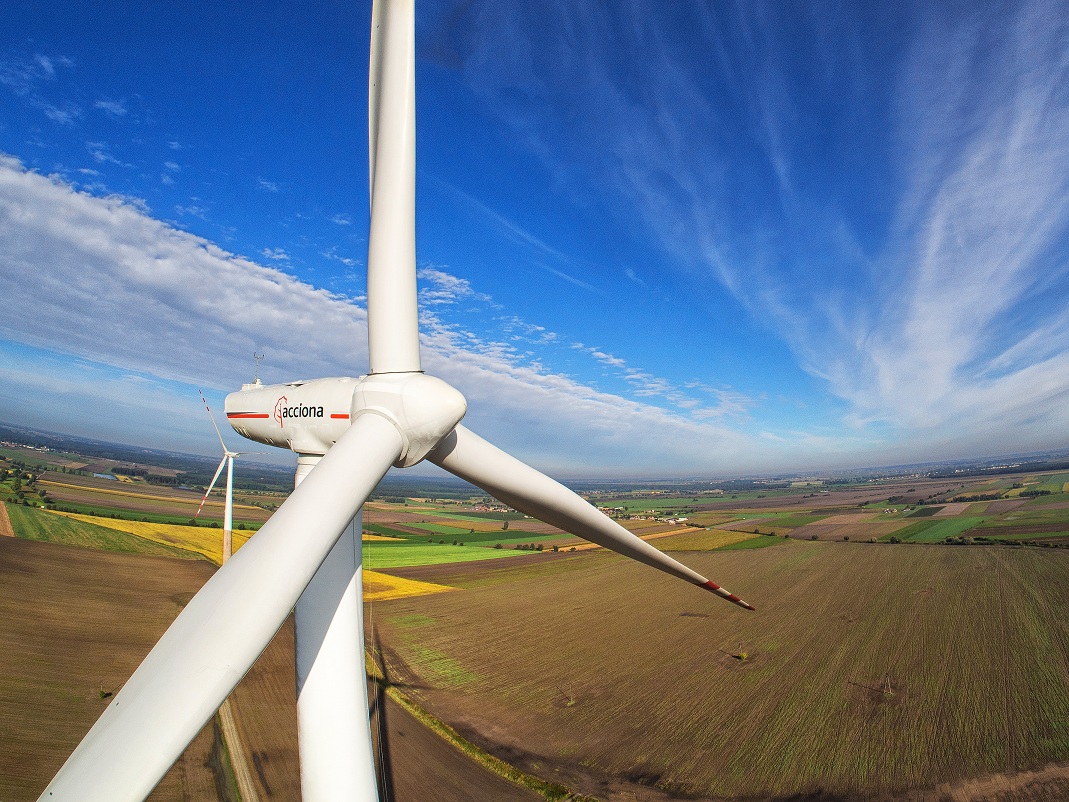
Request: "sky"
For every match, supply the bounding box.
[1,0,1068,479]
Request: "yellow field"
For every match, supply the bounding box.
[565,526,723,551]
[362,533,397,542]
[45,511,454,600]
[46,511,249,565]
[364,570,455,601]
[653,527,760,550]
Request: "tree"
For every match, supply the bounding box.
[502,519,509,531]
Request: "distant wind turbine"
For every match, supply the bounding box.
[39,2,753,800]
[195,390,262,563]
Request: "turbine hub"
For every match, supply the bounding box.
[351,372,467,468]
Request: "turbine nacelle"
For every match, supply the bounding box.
[225,372,467,467]
[225,376,362,455]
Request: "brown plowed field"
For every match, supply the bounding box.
[983,499,1030,514]
[365,505,564,535]
[38,474,272,522]
[789,514,915,541]
[2,537,562,801]
[0,537,220,800]
[976,524,1069,537]
[936,502,973,516]
[373,542,1069,801]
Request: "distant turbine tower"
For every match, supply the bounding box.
[195,390,261,563]
[39,2,753,800]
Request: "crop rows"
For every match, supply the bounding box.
[373,543,1069,799]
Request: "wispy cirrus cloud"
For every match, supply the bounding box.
[438,179,599,292]
[93,97,127,118]
[0,52,81,124]
[438,0,1069,459]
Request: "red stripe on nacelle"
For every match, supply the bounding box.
[330,413,350,419]
[227,413,270,419]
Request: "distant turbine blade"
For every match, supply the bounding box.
[428,424,755,611]
[39,413,405,802]
[199,389,228,452]
[194,455,228,520]
[367,0,420,374]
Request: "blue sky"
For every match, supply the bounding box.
[1,0,1068,478]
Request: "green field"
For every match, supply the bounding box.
[7,504,202,559]
[882,516,986,543]
[362,540,536,569]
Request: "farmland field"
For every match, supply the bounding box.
[0,537,223,801]
[8,504,202,560]
[37,472,274,527]
[373,542,1069,800]
[11,439,1069,800]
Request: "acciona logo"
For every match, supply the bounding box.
[273,395,325,427]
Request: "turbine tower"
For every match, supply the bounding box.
[38,2,753,799]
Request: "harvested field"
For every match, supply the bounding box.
[639,528,758,551]
[936,502,973,516]
[0,537,220,801]
[566,526,699,551]
[985,499,1030,514]
[369,684,543,802]
[3,537,569,802]
[718,516,776,530]
[373,542,1069,801]
[365,504,563,536]
[0,501,14,537]
[791,515,915,541]
[38,474,272,524]
[365,570,456,601]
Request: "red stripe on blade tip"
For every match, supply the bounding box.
[701,580,755,611]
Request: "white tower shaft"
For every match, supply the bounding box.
[293,456,379,801]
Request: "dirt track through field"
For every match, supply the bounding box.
[219,699,260,802]
[0,502,13,536]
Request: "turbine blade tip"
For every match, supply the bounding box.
[700,580,755,611]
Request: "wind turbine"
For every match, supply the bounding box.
[38,1,753,800]
[194,390,262,563]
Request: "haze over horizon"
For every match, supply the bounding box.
[2,0,1068,479]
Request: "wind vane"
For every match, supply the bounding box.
[253,352,265,385]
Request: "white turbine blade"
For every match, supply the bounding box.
[429,424,755,611]
[39,413,405,802]
[199,389,228,452]
[367,0,420,374]
[194,455,228,520]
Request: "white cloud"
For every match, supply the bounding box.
[0,53,80,124]
[445,0,1069,461]
[321,246,358,268]
[86,141,128,166]
[0,155,796,475]
[93,98,127,117]
[261,247,289,261]
[258,178,279,192]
